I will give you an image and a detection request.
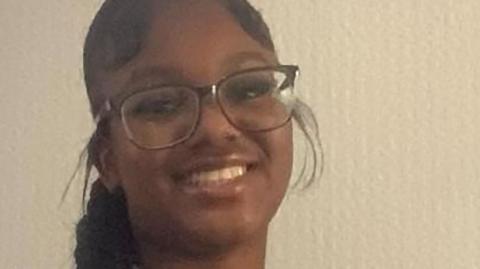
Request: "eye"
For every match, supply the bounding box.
[133,98,179,115]
[225,78,274,103]
[128,90,188,118]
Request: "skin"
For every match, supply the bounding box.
[96,1,293,268]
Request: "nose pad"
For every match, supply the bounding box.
[185,95,241,146]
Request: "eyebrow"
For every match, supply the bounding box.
[128,66,186,88]
[126,50,274,88]
[220,51,274,73]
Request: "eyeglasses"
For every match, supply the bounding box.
[96,65,299,150]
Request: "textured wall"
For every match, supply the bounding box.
[0,0,479,268]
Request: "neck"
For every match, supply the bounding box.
[138,229,268,269]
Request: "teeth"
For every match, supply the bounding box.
[188,166,247,186]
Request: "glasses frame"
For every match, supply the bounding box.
[95,64,300,150]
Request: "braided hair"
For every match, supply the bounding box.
[75,1,323,268]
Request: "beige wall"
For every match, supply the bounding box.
[1,0,479,268]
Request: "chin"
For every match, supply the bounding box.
[131,198,270,257]
[177,214,268,256]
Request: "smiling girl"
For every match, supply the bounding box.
[74,1,321,268]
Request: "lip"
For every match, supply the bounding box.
[173,154,258,198]
[176,154,258,176]
[179,168,253,198]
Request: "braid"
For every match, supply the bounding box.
[75,181,138,269]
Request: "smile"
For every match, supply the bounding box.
[186,165,248,187]
[173,155,258,197]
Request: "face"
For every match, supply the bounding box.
[98,0,293,256]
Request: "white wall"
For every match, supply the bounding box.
[1,0,479,268]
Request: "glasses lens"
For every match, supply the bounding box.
[121,87,198,149]
[219,69,296,131]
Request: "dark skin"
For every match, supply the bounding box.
[96,1,293,268]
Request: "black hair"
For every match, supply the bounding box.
[75,181,138,269]
[74,0,323,268]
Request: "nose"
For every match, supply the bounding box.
[184,95,241,147]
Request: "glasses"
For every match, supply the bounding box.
[96,65,299,150]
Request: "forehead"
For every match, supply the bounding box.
[101,0,277,99]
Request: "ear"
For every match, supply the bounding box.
[95,138,121,193]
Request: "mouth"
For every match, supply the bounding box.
[183,164,254,187]
[174,163,257,197]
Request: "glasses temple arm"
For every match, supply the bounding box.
[94,100,112,124]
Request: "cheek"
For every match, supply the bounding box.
[266,122,293,176]
[108,122,173,204]
[254,122,293,210]
[108,125,183,236]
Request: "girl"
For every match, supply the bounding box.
[75,0,321,268]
